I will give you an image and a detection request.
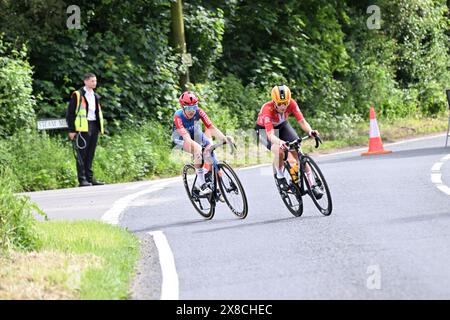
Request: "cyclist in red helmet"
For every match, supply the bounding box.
[173,91,233,195]
[256,85,322,199]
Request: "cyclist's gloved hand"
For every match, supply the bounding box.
[309,130,319,137]
[225,136,235,145]
[279,140,288,150]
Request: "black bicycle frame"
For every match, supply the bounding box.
[282,135,321,196]
[191,141,230,205]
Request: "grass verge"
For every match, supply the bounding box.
[0,220,139,300]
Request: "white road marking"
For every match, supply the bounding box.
[431,162,443,172]
[148,231,179,300]
[101,179,179,225]
[125,181,155,190]
[431,154,450,196]
[317,133,446,158]
[431,173,442,184]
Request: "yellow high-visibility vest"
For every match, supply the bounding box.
[73,90,104,134]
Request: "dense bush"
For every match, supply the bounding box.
[0,37,36,137]
[93,122,181,183]
[0,131,77,191]
[0,121,180,192]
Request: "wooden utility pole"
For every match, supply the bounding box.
[170,0,190,91]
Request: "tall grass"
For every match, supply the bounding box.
[0,168,46,252]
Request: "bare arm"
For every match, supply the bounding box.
[298,119,319,136]
[267,130,284,145]
[207,125,228,142]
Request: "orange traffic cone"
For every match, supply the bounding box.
[361,106,392,156]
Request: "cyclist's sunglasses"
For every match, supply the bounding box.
[183,104,198,111]
[274,101,288,109]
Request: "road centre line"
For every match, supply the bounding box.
[431,154,450,196]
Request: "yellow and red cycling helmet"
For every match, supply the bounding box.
[271,85,291,107]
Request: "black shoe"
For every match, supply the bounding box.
[311,185,324,199]
[79,180,92,187]
[276,177,289,191]
[89,178,105,186]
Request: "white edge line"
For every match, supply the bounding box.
[101,179,178,225]
[148,231,179,300]
[317,133,447,158]
[233,133,449,172]
[384,133,446,147]
[437,185,450,196]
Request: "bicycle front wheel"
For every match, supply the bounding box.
[301,155,332,216]
[218,162,248,219]
[273,166,303,217]
[182,164,215,220]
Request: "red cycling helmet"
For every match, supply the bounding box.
[179,91,199,107]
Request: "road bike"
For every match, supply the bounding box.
[182,141,248,220]
[273,134,332,217]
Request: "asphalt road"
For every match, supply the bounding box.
[120,134,450,299]
[26,134,450,299]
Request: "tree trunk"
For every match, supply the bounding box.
[170,0,189,91]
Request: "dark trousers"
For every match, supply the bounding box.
[75,121,99,183]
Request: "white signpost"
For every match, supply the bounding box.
[182,53,193,67]
[37,118,68,130]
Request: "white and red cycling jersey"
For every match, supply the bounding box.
[256,99,304,134]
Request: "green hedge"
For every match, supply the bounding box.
[0,121,181,193]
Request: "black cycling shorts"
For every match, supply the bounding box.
[255,121,299,151]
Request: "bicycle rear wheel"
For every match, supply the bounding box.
[301,155,332,216]
[182,164,215,220]
[218,162,248,219]
[273,166,303,217]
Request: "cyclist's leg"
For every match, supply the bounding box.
[279,122,300,165]
[280,122,315,185]
[192,132,216,194]
[270,142,284,174]
[181,138,208,187]
[201,133,214,169]
[268,127,288,187]
[256,125,282,174]
[172,131,202,166]
[182,138,203,167]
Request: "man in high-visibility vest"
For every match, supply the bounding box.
[66,73,105,187]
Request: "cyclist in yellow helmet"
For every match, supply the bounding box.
[256,85,322,198]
